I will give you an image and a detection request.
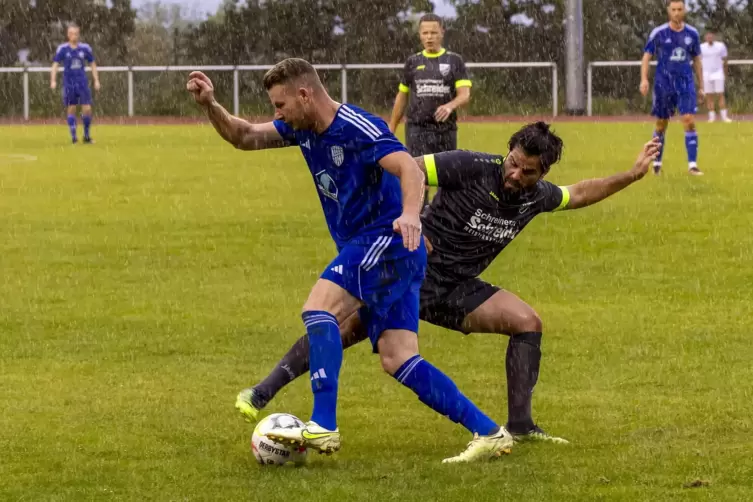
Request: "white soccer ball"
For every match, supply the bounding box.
[251,413,308,466]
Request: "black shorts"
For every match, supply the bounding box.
[405,124,457,157]
[419,272,500,334]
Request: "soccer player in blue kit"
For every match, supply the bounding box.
[50,24,100,144]
[640,0,704,176]
[186,58,513,463]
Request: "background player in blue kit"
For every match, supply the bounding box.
[186,58,513,463]
[50,24,100,144]
[640,0,703,176]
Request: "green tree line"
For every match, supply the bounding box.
[2,0,753,117]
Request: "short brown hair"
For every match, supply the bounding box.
[418,13,443,28]
[263,58,320,90]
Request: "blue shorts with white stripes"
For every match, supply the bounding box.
[320,233,427,353]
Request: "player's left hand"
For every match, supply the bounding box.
[393,213,422,251]
[434,104,454,123]
[631,137,661,180]
[94,80,101,92]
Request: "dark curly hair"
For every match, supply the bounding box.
[507,121,564,174]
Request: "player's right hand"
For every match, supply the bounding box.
[393,213,422,252]
[50,81,56,90]
[631,137,661,180]
[187,71,215,106]
[639,79,649,96]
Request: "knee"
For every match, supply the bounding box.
[510,309,543,334]
[655,120,668,133]
[380,352,406,375]
[682,116,696,131]
[377,335,418,376]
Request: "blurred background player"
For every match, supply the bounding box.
[640,0,703,176]
[50,24,100,144]
[388,13,471,209]
[701,30,732,123]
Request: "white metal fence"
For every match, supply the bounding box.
[0,62,558,120]
[586,59,753,116]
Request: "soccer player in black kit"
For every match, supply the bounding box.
[389,13,472,208]
[240,123,661,444]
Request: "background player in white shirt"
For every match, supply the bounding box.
[701,31,732,122]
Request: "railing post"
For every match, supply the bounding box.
[233,67,240,116]
[552,64,558,117]
[586,63,593,117]
[341,65,347,104]
[23,67,30,121]
[127,68,134,117]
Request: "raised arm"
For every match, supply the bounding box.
[379,151,425,251]
[186,71,287,150]
[562,138,660,210]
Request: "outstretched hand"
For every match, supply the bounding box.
[631,137,661,180]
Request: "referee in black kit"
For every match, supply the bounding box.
[388,13,472,208]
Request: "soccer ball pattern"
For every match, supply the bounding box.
[251,413,308,466]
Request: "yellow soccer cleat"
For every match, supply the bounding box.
[235,388,262,423]
[442,426,514,464]
[265,421,341,455]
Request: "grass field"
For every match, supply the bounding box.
[2,121,753,501]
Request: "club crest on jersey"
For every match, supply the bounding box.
[330,145,344,166]
[670,48,686,61]
[685,36,692,45]
[315,170,339,201]
[79,51,85,58]
[439,64,450,76]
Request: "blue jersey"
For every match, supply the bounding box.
[53,43,95,86]
[644,23,700,86]
[273,104,407,249]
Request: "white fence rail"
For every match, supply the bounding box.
[0,62,559,120]
[586,59,753,116]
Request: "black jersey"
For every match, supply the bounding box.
[399,49,471,133]
[420,150,569,283]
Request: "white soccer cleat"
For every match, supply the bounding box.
[442,426,514,464]
[265,420,341,455]
[723,117,733,123]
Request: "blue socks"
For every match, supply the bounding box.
[685,131,698,165]
[653,130,665,164]
[394,355,499,436]
[82,114,92,140]
[67,115,77,141]
[653,130,699,166]
[302,310,342,431]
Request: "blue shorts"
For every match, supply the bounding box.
[320,233,427,353]
[62,83,92,107]
[652,81,696,119]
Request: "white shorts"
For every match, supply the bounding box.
[703,75,725,94]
